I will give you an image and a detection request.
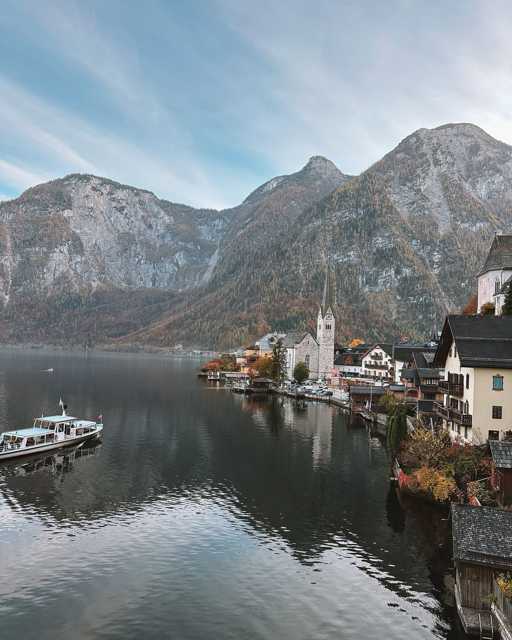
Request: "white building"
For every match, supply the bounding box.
[477,234,512,314]
[361,344,394,381]
[433,315,512,443]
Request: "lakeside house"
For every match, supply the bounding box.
[360,344,394,381]
[477,233,512,315]
[433,315,512,443]
[452,504,512,638]
[392,343,437,383]
[333,344,367,378]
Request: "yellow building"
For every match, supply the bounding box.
[433,315,512,443]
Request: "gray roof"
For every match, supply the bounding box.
[393,344,436,363]
[282,331,316,348]
[490,440,512,469]
[349,385,386,396]
[434,315,512,369]
[452,504,512,569]
[321,262,336,315]
[478,234,512,276]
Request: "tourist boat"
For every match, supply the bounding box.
[0,401,103,461]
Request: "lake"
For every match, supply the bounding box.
[0,350,464,639]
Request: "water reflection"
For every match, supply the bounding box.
[0,351,462,640]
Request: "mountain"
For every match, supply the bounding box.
[1,123,512,348]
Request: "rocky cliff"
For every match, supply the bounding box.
[1,123,512,348]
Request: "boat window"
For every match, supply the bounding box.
[26,438,34,446]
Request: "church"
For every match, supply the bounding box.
[284,266,336,381]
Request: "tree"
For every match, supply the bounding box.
[480,302,495,315]
[349,338,364,348]
[379,392,398,415]
[270,339,287,384]
[254,357,273,378]
[462,293,478,315]
[293,361,309,384]
[406,428,448,468]
[502,282,512,316]
[386,404,408,454]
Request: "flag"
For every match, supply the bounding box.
[97,414,103,422]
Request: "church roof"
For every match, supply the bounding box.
[282,332,317,348]
[478,234,512,276]
[321,263,336,315]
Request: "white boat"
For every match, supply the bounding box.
[0,403,103,461]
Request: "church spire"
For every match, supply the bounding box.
[321,261,335,315]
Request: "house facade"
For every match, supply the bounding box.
[433,315,512,443]
[361,344,394,381]
[477,234,512,314]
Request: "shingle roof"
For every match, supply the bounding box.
[434,315,512,369]
[490,440,512,469]
[349,386,386,396]
[478,234,512,276]
[452,504,512,569]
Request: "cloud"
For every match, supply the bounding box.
[0,159,49,192]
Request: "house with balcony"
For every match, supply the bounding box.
[433,315,512,443]
[360,344,394,381]
[392,343,437,383]
[400,350,442,419]
[477,234,512,314]
[452,504,512,638]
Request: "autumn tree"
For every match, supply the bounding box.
[254,357,273,378]
[293,361,309,384]
[462,293,478,315]
[349,338,364,348]
[480,302,495,315]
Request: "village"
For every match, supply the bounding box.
[201,234,512,639]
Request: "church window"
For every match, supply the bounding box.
[305,355,310,367]
[326,324,331,330]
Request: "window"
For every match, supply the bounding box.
[493,375,504,391]
[488,430,500,441]
[492,406,503,419]
[305,355,310,367]
[326,324,331,330]
[466,374,470,390]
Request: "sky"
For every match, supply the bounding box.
[0,0,512,208]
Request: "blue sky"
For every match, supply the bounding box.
[0,0,511,207]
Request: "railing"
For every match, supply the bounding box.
[494,580,512,627]
[433,402,450,420]
[438,380,464,397]
[450,408,472,426]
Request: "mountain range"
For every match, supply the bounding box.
[1,122,511,349]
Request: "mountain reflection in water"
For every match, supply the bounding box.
[0,351,465,640]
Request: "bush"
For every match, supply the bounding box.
[293,361,309,384]
[497,574,512,599]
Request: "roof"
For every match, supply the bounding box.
[478,234,512,276]
[490,440,512,469]
[349,385,386,396]
[363,343,393,358]
[400,368,416,380]
[3,427,50,437]
[320,262,336,315]
[41,415,78,422]
[393,344,436,362]
[434,315,512,369]
[282,331,316,348]
[452,504,512,569]
[417,368,440,379]
[388,384,405,391]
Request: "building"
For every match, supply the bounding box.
[477,234,512,314]
[284,265,336,381]
[452,504,512,637]
[400,351,442,419]
[349,385,386,412]
[255,333,286,356]
[490,440,512,507]
[284,331,319,381]
[433,315,512,443]
[361,344,393,381]
[333,344,366,378]
[392,343,437,383]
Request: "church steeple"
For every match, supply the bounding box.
[321,261,336,315]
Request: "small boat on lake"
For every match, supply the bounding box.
[0,401,103,461]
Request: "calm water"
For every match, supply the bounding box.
[0,350,463,640]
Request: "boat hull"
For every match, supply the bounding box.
[0,427,103,461]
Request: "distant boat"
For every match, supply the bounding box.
[41,368,54,373]
[0,401,103,461]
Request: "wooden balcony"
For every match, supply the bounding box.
[434,402,472,426]
[434,402,450,420]
[438,380,464,397]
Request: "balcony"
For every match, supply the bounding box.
[438,380,464,397]
[450,407,472,426]
[434,402,450,420]
[433,402,472,426]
